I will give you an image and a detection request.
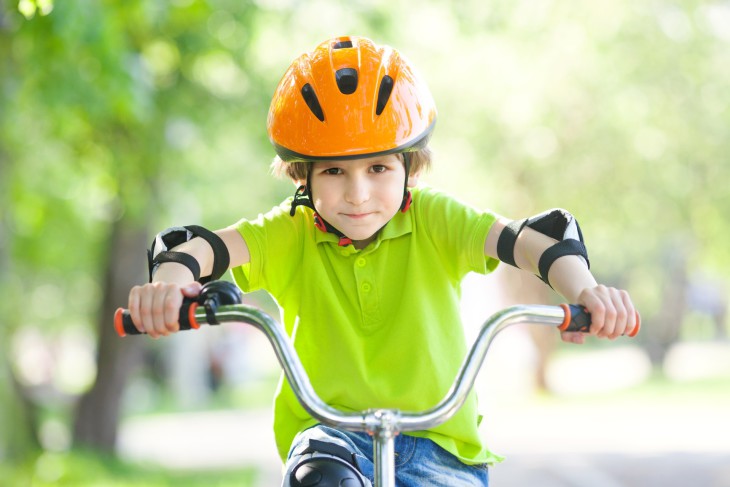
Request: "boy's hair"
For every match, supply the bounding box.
[270,147,433,182]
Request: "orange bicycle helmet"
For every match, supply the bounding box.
[267,36,437,162]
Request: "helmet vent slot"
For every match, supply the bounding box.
[335,68,358,95]
[300,83,325,121]
[375,75,394,115]
[332,40,353,49]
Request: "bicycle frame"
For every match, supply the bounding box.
[190,303,568,487]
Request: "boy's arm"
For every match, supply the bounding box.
[128,226,249,338]
[485,217,637,344]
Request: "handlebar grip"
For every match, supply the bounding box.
[558,304,640,337]
[114,300,200,337]
[114,281,243,337]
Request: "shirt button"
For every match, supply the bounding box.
[361,282,372,293]
[356,257,366,268]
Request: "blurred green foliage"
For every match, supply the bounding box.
[2,0,727,325]
[1,0,729,471]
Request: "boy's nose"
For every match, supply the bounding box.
[344,177,370,205]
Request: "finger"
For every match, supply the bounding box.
[610,288,628,338]
[580,286,606,337]
[598,298,617,339]
[138,286,159,338]
[593,285,617,338]
[151,285,171,337]
[162,284,183,332]
[181,281,203,299]
[600,288,625,339]
[128,286,143,333]
[620,289,637,335]
[560,331,585,345]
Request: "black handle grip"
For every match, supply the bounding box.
[114,281,243,337]
[558,304,640,337]
[565,304,591,332]
[115,299,199,337]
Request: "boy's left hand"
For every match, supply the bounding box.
[560,285,637,344]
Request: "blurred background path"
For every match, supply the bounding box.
[118,340,730,487]
[119,409,730,486]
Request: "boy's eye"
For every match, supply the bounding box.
[371,165,387,173]
[323,167,342,175]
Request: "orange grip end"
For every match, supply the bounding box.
[114,308,126,337]
[558,303,571,331]
[189,302,200,329]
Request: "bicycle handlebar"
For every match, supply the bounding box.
[114,281,639,434]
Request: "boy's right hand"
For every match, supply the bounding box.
[127,282,202,338]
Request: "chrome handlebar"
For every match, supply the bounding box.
[186,303,567,433]
[115,280,638,487]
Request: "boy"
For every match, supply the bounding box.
[128,36,637,486]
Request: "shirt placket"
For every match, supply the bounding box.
[353,253,382,330]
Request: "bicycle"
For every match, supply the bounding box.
[115,281,640,487]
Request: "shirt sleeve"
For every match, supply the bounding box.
[413,186,499,279]
[230,198,305,293]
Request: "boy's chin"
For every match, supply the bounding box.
[348,230,376,240]
[335,225,377,240]
[348,231,379,247]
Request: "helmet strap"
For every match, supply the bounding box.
[400,152,412,212]
[401,190,412,212]
[289,169,353,246]
[289,183,315,216]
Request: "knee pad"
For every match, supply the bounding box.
[283,438,371,487]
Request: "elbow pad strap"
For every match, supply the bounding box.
[496,208,589,286]
[186,225,230,283]
[496,218,528,268]
[538,239,589,285]
[153,251,201,282]
[148,225,230,283]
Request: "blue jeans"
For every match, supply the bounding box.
[285,425,489,486]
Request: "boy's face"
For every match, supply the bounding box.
[307,154,416,249]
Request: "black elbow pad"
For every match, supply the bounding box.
[147,225,230,283]
[497,208,589,286]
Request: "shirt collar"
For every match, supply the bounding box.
[312,205,414,251]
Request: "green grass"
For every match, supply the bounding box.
[623,374,730,399]
[536,372,730,407]
[1,449,257,487]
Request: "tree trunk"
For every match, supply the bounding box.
[72,217,147,451]
[0,356,41,459]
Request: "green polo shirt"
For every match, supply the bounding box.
[231,185,501,465]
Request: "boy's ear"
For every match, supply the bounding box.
[294,179,306,187]
[407,172,420,188]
